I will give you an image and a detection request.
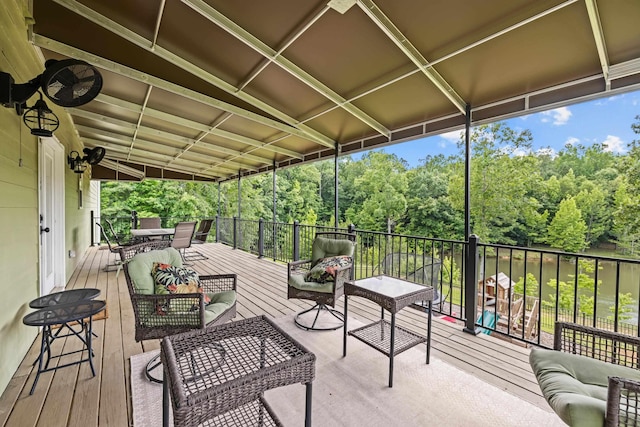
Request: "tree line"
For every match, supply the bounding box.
[101,116,640,255]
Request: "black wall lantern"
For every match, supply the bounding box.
[1,58,102,136]
[68,147,106,174]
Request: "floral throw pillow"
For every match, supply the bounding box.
[153,263,210,314]
[305,256,352,283]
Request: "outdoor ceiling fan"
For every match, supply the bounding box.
[0,58,103,136]
[68,147,107,174]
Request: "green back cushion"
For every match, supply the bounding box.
[128,247,182,294]
[530,347,640,426]
[311,236,354,266]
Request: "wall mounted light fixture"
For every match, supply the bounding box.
[22,92,59,137]
[67,146,106,174]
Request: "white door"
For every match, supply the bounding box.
[39,137,65,296]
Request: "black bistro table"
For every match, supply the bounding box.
[23,299,106,394]
[29,288,100,308]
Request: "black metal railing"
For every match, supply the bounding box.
[91,211,640,348]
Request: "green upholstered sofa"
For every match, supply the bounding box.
[530,322,640,426]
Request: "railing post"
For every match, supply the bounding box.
[131,210,138,229]
[293,220,300,262]
[215,215,220,242]
[90,210,96,246]
[348,223,356,280]
[233,216,238,249]
[258,218,264,258]
[463,234,480,335]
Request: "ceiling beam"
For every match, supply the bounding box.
[32,34,334,150]
[92,93,304,160]
[50,0,335,149]
[71,108,273,166]
[584,0,610,88]
[181,0,390,138]
[357,0,466,114]
[76,126,248,173]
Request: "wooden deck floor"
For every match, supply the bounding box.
[0,243,551,427]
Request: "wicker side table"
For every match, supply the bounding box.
[343,275,434,387]
[161,315,316,427]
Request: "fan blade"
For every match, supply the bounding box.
[52,84,76,104]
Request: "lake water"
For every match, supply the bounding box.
[477,253,640,323]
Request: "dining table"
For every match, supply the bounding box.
[130,227,175,241]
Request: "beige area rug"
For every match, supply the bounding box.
[131,315,563,427]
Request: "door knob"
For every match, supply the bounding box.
[40,226,50,234]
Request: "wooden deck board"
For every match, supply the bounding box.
[0,243,551,427]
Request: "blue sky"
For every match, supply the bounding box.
[359,89,640,168]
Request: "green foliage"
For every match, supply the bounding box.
[608,293,635,322]
[514,273,539,297]
[546,197,587,252]
[543,259,601,316]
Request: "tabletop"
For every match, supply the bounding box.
[23,300,106,327]
[29,288,100,309]
[130,228,175,238]
[346,275,434,313]
[161,315,315,414]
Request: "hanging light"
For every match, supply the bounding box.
[22,92,59,137]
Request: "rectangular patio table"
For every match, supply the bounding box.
[343,275,434,387]
[130,227,174,241]
[161,315,316,427]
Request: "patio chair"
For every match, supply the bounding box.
[123,243,236,382]
[529,322,640,426]
[138,217,161,229]
[171,221,197,263]
[184,219,213,261]
[105,218,135,246]
[96,222,126,273]
[287,232,355,331]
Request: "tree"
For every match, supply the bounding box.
[448,122,538,243]
[574,186,608,246]
[544,259,600,316]
[546,197,587,252]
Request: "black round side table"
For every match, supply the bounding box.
[29,288,100,309]
[23,299,106,395]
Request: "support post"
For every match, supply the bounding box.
[90,210,96,246]
[334,142,339,229]
[464,103,472,241]
[293,220,300,261]
[258,218,264,258]
[217,182,221,217]
[215,214,220,243]
[131,210,138,229]
[233,216,238,250]
[463,234,480,335]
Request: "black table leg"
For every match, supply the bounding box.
[305,382,313,427]
[389,312,395,388]
[163,376,169,427]
[342,296,348,357]
[86,317,96,376]
[426,300,432,364]
[29,326,49,395]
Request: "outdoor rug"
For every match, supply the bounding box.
[130,315,564,427]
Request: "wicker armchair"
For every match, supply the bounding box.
[287,232,355,331]
[123,244,237,382]
[530,322,640,426]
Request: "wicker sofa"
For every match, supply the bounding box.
[530,322,640,426]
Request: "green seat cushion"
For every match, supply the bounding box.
[203,291,236,324]
[288,271,334,294]
[529,347,640,426]
[311,236,354,266]
[127,247,183,294]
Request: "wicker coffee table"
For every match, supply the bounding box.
[343,275,434,387]
[161,315,316,427]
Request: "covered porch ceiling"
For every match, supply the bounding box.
[31,0,640,182]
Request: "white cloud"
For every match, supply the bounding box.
[565,137,579,146]
[602,135,626,153]
[512,147,529,157]
[541,107,572,125]
[439,130,464,143]
[536,147,557,158]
